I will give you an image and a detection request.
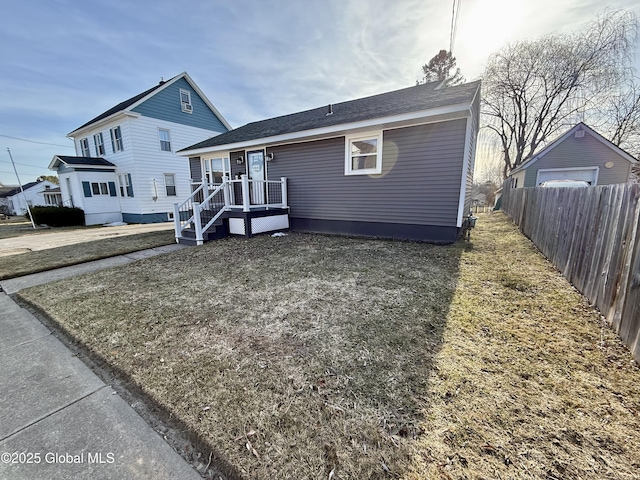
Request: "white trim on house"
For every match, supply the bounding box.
[179,102,472,157]
[535,166,600,186]
[67,111,140,139]
[456,115,474,228]
[344,130,383,176]
[66,73,232,139]
[48,156,116,170]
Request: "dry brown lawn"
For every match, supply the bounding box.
[0,230,175,280]
[0,216,87,240]
[18,213,640,479]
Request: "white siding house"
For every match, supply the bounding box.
[49,72,231,225]
[0,180,58,215]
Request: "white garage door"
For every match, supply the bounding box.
[536,167,598,185]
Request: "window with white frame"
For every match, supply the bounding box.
[345,131,383,175]
[118,173,133,197]
[164,173,176,196]
[159,129,171,152]
[180,89,192,113]
[80,138,90,157]
[91,182,109,195]
[110,126,124,152]
[93,132,105,156]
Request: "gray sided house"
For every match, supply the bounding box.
[49,72,230,225]
[174,80,481,245]
[508,123,638,188]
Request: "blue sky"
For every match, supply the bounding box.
[1,0,639,185]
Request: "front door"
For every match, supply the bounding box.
[247,150,266,205]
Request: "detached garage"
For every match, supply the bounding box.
[507,123,637,189]
[536,166,599,185]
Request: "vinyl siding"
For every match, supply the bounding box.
[72,117,140,212]
[189,157,201,182]
[5,181,57,214]
[266,119,467,227]
[131,77,228,132]
[523,132,633,187]
[463,92,480,218]
[127,116,224,216]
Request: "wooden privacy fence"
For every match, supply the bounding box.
[501,184,640,362]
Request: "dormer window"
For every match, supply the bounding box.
[180,89,193,113]
[80,138,90,157]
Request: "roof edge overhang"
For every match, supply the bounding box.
[67,72,232,138]
[510,122,638,176]
[49,155,116,171]
[67,111,141,138]
[178,101,473,157]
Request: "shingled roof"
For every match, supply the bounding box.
[68,74,179,134]
[181,80,481,152]
[0,181,41,198]
[53,156,116,167]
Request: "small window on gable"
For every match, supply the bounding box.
[345,131,383,175]
[159,129,171,152]
[93,132,105,156]
[80,138,90,157]
[180,89,193,113]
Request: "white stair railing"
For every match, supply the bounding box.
[173,182,205,242]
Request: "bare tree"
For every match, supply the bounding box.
[482,10,638,177]
[418,50,465,86]
[597,78,640,158]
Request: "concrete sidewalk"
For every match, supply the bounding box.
[0,244,203,479]
[0,244,186,294]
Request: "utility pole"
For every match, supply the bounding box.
[7,148,36,229]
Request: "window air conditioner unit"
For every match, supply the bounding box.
[182,103,193,112]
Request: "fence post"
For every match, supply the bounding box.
[281,177,288,208]
[173,203,181,242]
[193,202,203,245]
[241,174,251,212]
[222,179,230,210]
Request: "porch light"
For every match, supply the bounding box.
[236,156,244,165]
[266,152,274,162]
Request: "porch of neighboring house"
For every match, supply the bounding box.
[173,175,289,245]
[42,187,63,207]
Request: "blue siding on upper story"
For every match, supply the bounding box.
[131,77,228,133]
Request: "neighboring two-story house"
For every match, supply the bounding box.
[49,72,231,225]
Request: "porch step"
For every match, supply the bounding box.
[177,217,228,245]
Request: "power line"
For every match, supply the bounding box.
[0,134,73,148]
[0,160,48,169]
[449,0,462,55]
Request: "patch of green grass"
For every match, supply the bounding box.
[0,230,175,279]
[18,215,640,479]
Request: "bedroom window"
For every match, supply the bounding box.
[80,138,90,157]
[93,132,105,156]
[345,131,383,175]
[180,89,193,113]
[159,129,172,152]
[164,173,176,196]
[110,126,124,153]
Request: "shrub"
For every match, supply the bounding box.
[30,206,85,227]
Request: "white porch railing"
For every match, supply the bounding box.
[174,175,288,244]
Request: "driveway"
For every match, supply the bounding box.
[0,223,173,256]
